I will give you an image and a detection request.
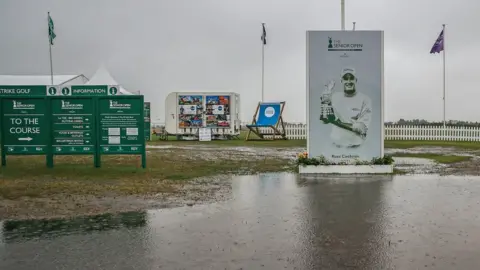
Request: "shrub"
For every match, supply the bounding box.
[296,153,394,166]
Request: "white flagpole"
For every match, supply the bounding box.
[442,24,446,129]
[261,23,265,102]
[341,0,345,30]
[48,12,54,85]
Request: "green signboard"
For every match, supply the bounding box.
[0,85,146,168]
[0,85,48,96]
[51,98,95,154]
[144,102,151,141]
[1,98,48,158]
[98,97,144,154]
[47,85,120,97]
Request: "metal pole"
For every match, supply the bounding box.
[261,23,265,102]
[442,24,446,129]
[48,12,53,85]
[353,22,356,31]
[341,0,345,30]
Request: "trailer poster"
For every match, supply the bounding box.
[205,95,230,127]
[178,95,203,128]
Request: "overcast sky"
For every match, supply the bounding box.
[0,0,478,123]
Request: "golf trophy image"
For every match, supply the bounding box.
[320,80,336,122]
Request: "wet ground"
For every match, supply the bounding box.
[149,144,478,175]
[1,145,477,221]
[0,176,232,221]
[387,147,480,175]
[147,144,304,161]
[2,173,480,269]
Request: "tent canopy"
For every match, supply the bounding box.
[0,74,87,85]
[86,66,133,95]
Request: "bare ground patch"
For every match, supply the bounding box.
[0,148,294,220]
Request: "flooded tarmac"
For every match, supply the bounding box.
[2,173,480,269]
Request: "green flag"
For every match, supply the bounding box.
[48,13,56,45]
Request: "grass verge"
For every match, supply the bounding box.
[392,153,472,164]
[0,149,294,200]
[385,140,480,150]
[393,169,407,174]
[149,130,305,148]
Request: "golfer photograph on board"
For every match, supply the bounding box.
[319,67,372,148]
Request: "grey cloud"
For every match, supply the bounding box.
[1,0,479,123]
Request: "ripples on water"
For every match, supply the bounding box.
[1,173,480,269]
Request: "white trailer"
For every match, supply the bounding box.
[165,92,241,139]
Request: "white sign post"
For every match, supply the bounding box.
[198,128,212,141]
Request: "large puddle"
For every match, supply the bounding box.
[1,173,480,269]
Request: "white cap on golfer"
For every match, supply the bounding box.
[341,67,356,77]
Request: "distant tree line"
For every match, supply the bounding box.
[385,119,480,127]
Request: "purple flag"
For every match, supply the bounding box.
[430,30,444,54]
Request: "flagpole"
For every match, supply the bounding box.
[261,22,265,102]
[442,24,446,130]
[48,12,54,85]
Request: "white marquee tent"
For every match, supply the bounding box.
[0,74,88,86]
[0,66,134,95]
[86,66,134,95]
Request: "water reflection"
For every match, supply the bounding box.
[294,175,392,269]
[0,211,151,270]
[1,174,480,269]
[1,211,147,243]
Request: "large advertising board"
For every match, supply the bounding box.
[306,30,384,162]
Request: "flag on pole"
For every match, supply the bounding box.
[430,29,444,54]
[261,24,267,45]
[48,13,56,45]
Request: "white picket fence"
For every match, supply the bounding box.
[385,125,480,141]
[152,121,480,141]
[244,123,480,141]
